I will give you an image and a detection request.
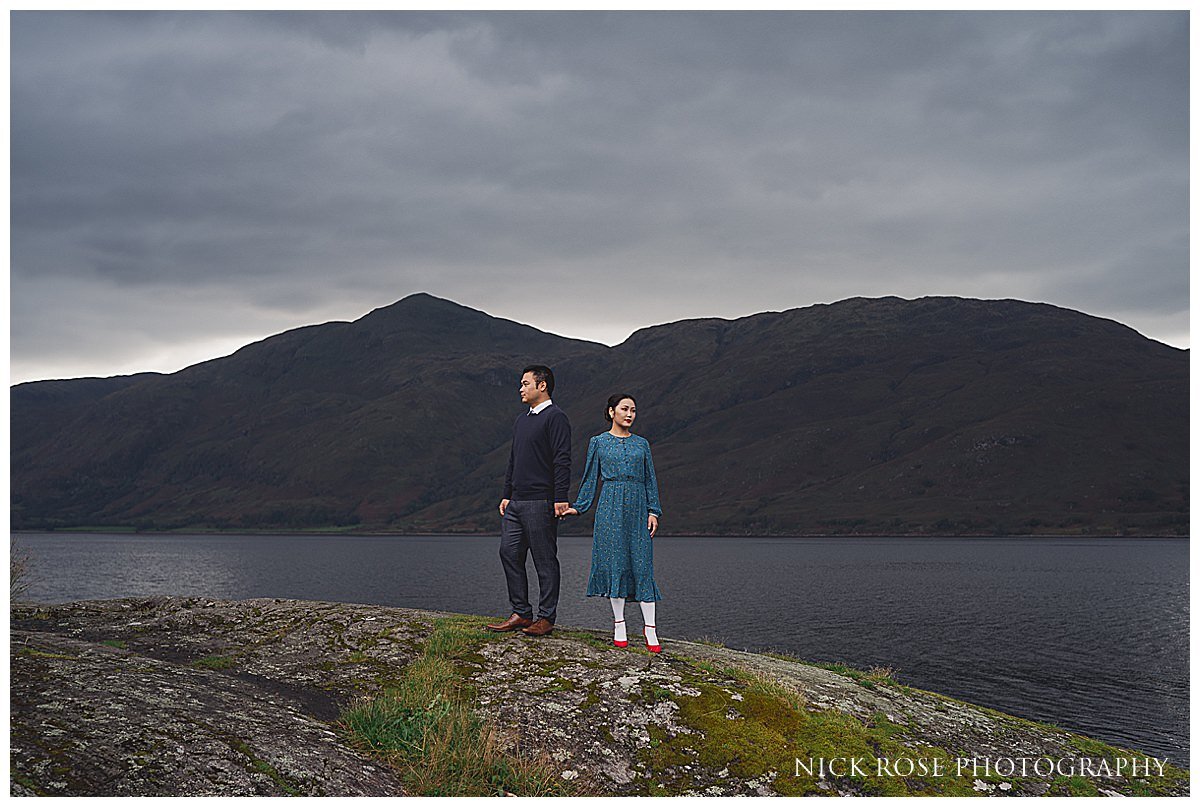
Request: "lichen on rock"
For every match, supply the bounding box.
[9,596,1190,797]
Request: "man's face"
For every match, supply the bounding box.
[519,372,547,405]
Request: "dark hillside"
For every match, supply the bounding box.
[11,293,1187,535]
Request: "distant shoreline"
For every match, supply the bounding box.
[11,528,1188,539]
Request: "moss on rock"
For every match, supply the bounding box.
[10,596,1189,797]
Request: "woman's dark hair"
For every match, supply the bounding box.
[604,393,637,423]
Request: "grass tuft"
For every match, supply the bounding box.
[337,616,580,796]
[192,654,237,670]
[808,659,902,688]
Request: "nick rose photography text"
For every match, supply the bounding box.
[795,756,1170,779]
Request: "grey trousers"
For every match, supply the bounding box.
[499,498,560,623]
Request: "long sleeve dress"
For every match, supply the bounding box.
[571,432,663,602]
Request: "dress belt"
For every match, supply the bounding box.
[606,477,642,482]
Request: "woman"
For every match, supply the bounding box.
[564,393,664,652]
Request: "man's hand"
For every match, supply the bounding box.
[499,498,510,516]
[648,513,659,537]
[554,501,570,518]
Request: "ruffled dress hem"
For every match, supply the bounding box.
[586,570,661,602]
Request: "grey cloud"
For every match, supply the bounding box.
[9,11,1188,384]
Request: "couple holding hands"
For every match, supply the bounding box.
[486,364,664,653]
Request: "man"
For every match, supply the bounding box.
[486,365,572,637]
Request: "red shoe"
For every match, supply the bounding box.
[613,619,628,647]
[644,625,661,654]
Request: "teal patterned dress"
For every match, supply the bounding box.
[571,432,663,602]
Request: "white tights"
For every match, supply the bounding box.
[609,597,658,645]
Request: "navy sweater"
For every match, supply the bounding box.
[503,404,572,501]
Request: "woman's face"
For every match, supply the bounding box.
[610,398,636,428]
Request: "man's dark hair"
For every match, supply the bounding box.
[522,365,555,397]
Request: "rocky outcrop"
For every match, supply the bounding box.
[10,596,1189,796]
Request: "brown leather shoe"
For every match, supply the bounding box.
[484,613,534,632]
[520,618,554,636]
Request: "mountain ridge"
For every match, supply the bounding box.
[10,293,1188,536]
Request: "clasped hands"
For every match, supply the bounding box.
[499,499,657,537]
[556,505,659,537]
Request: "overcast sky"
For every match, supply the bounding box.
[10,11,1189,384]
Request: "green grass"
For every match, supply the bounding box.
[758,647,904,689]
[655,654,992,796]
[191,654,237,670]
[683,638,904,691]
[15,648,78,660]
[654,652,1191,796]
[1049,775,1099,796]
[224,735,303,795]
[1064,734,1190,795]
[336,615,582,796]
[11,771,44,794]
[534,677,576,694]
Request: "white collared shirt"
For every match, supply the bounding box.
[529,398,553,415]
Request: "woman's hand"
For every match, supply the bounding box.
[648,513,658,537]
[563,507,579,517]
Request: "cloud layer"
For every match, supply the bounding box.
[11,11,1189,383]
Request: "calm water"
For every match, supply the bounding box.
[11,532,1189,766]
